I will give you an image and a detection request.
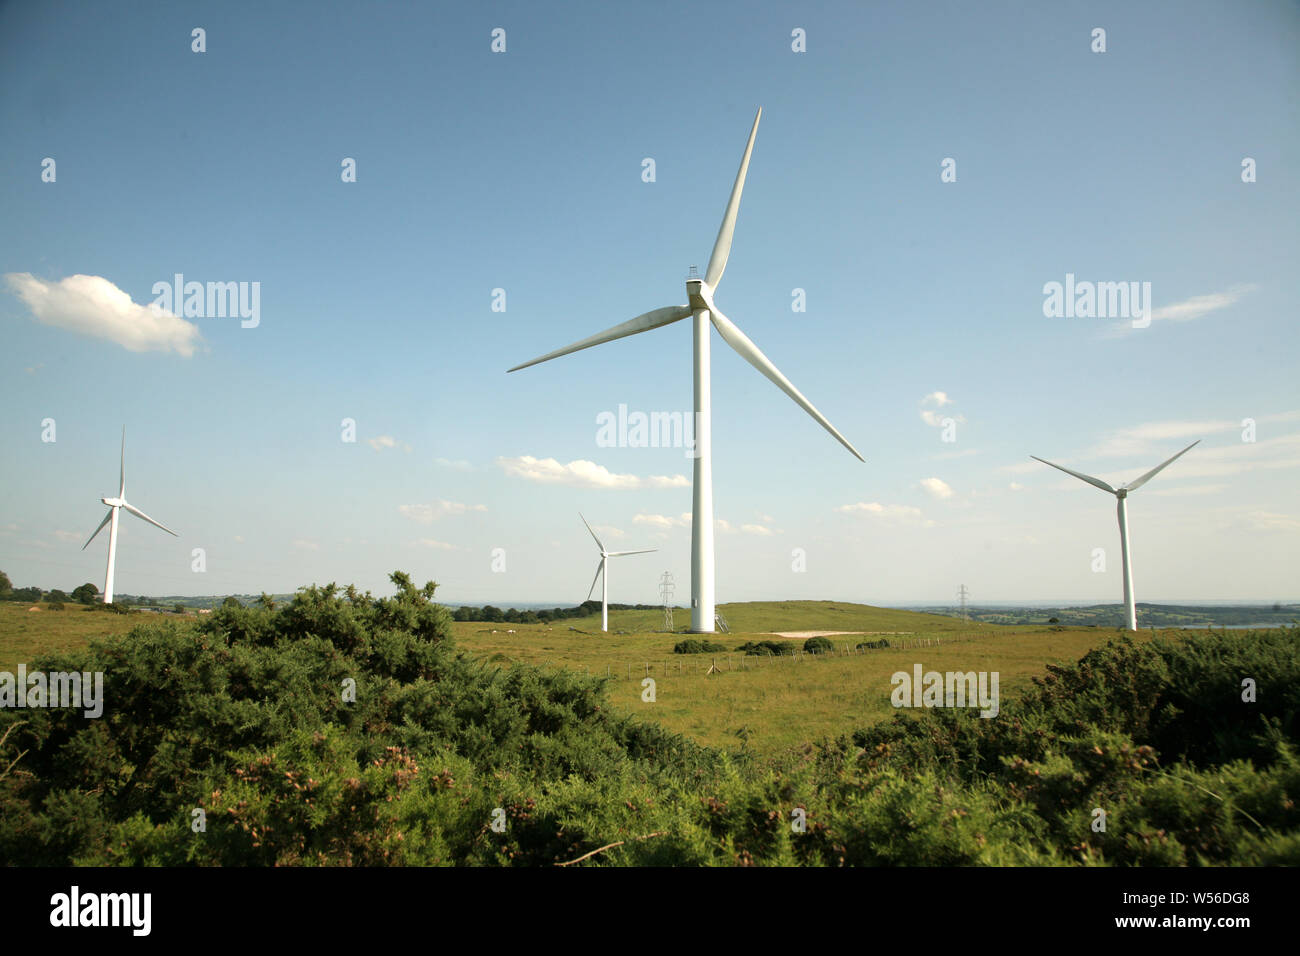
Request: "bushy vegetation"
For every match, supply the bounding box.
[858,639,891,650]
[451,600,661,625]
[736,640,795,657]
[673,639,728,655]
[2,575,1296,866]
[803,636,834,655]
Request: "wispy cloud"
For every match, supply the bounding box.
[918,477,954,500]
[52,530,81,543]
[1244,511,1300,533]
[835,502,935,527]
[6,272,203,357]
[634,512,691,530]
[1105,284,1254,337]
[497,455,688,490]
[920,391,966,428]
[398,500,488,523]
[367,436,398,451]
[416,538,457,550]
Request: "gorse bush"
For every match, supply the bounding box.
[736,640,794,657]
[2,579,1297,866]
[673,639,728,655]
[803,636,834,655]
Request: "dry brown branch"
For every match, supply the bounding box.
[555,830,667,867]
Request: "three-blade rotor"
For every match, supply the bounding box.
[507,108,863,463]
[1030,440,1201,496]
[83,427,179,549]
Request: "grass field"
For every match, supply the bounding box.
[0,598,1158,757]
[450,601,1157,754]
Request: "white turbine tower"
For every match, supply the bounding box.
[581,514,655,633]
[510,109,864,632]
[1031,440,1200,631]
[82,428,178,604]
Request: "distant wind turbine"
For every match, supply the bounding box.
[1031,440,1200,630]
[82,428,178,604]
[581,514,655,633]
[510,108,864,632]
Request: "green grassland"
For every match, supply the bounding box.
[0,598,1156,756]
[0,601,148,672]
[449,601,1155,754]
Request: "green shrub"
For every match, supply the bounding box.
[673,639,728,654]
[803,636,833,655]
[736,640,794,657]
[857,639,890,650]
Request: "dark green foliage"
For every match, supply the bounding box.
[803,636,834,655]
[72,584,98,604]
[2,593,1296,866]
[736,640,795,657]
[857,639,890,650]
[673,639,728,654]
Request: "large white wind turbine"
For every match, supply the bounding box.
[580,514,655,633]
[1031,440,1200,631]
[82,428,178,604]
[510,109,864,632]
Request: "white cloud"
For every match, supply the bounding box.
[497,455,688,490]
[52,530,81,543]
[592,524,624,539]
[740,524,775,536]
[835,502,935,527]
[1105,284,1255,337]
[367,436,398,451]
[6,273,203,357]
[1244,511,1300,533]
[292,539,320,552]
[919,477,954,500]
[1008,482,1024,492]
[1148,483,1228,497]
[633,513,692,530]
[416,538,457,550]
[398,500,488,523]
[919,392,965,428]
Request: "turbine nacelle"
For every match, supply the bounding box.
[101,496,125,507]
[686,278,712,312]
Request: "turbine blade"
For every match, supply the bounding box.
[709,307,865,462]
[119,426,126,497]
[705,108,762,289]
[82,509,113,550]
[1122,440,1201,493]
[508,305,691,373]
[122,502,178,536]
[1029,456,1116,494]
[586,560,604,602]
[608,549,656,557]
[579,513,604,552]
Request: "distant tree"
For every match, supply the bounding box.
[47,600,64,611]
[46,589,70,603]
[1048,617,1060,624]
[222,596,242,609]
[173,604,186,615]
[520,610,538,624]
[72,583,99,604]
[10,586,41,602]
[0,570,11,594]
[503,608,521,623]
[481,605,503,623]
[258,592,276,611]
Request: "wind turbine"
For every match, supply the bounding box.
[1031,440,1200,631]
[82,428,178,604]
[509,108,864,632]
[581,514,655,633]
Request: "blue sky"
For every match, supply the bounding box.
[2,0,1297,606]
